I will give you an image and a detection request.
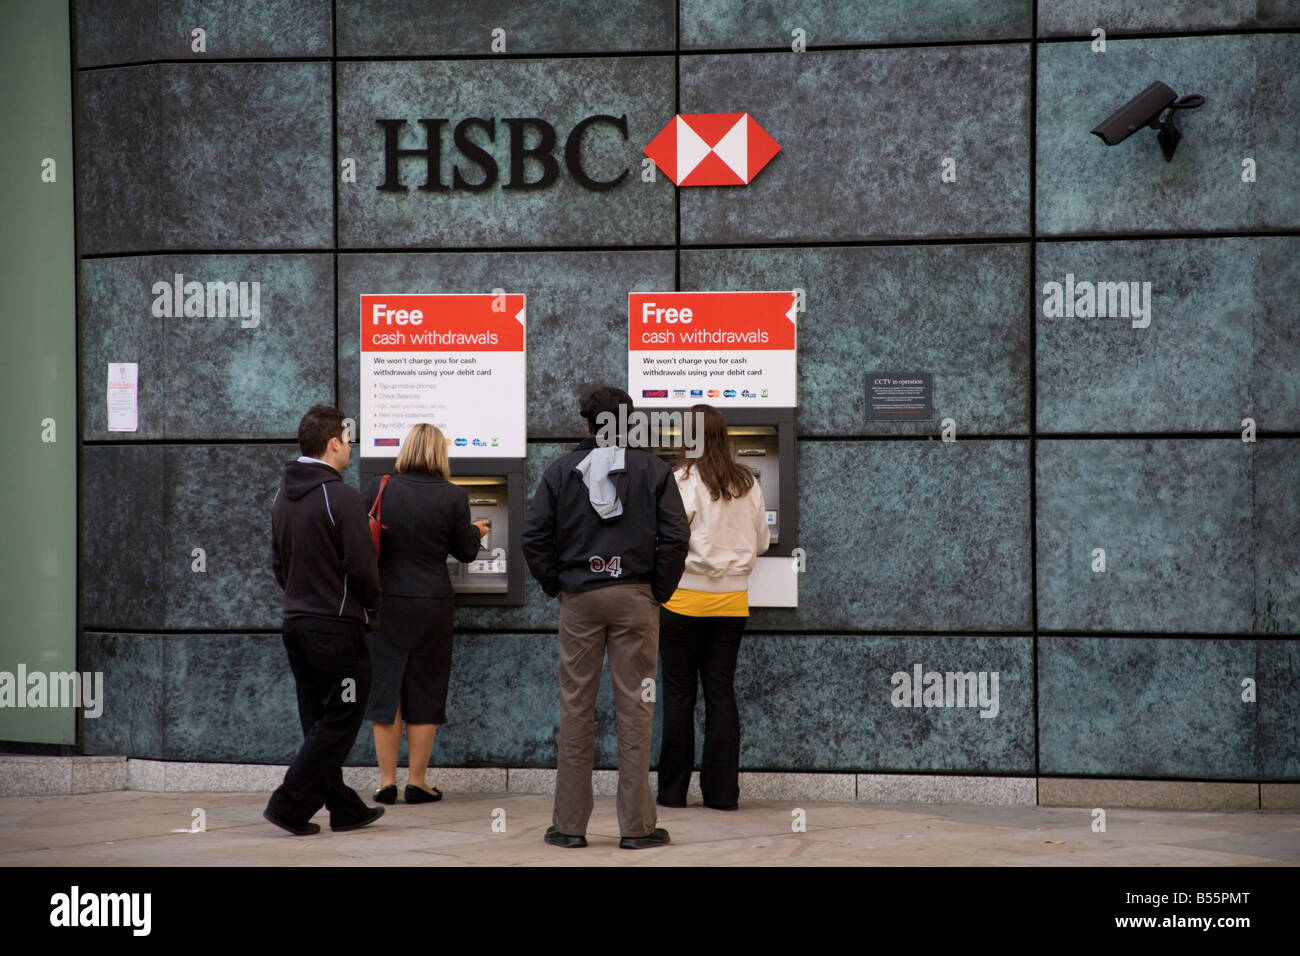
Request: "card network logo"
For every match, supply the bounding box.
[641,389,669,398]
[643,113,781,186]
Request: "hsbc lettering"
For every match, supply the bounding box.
[376,114,630,193]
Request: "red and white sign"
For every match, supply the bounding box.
[360,293,526,458]
[643,113,781,186]
[628,291,797,407]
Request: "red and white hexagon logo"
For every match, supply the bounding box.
[643,113,781,186]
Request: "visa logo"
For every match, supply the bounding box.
[672,389,687,397]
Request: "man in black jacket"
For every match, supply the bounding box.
[264,405,384,835]
[522,385,690,849]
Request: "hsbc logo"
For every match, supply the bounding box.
[376,111,780,193]
[376,115,632,192]
[643,113,781,186]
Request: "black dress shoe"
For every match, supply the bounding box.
[330,805,384,832]
[263,808,320,836]
[373,785,398,805]
[404,784,442,803]
[619,827,670,850]
[544,825,587,848]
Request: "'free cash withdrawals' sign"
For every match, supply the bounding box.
[360,293,526,458]
[628,291,798,407]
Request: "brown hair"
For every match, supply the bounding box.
[395,423,451,477]
[675,404,754,501]
[298,405,347,458]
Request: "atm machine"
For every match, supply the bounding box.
[359,457,525,605]
[648,406,798,560]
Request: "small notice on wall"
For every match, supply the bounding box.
[107,363,138,432]
[866,372,932,421]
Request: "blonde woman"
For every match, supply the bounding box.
[363,424,487,804]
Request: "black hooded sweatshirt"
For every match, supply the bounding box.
[271,459,381,628]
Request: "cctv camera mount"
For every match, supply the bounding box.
[1091,81,1207,162]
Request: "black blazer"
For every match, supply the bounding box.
[364,472,483,599]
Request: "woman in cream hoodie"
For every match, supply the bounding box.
[657,405,770,810]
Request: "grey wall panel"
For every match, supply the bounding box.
[1037,0,1300,36]
[163,445,292,630]
[161,63,333,248]
[1038,637,1260,779]
[1037,35,1300,235]
[81,255,335,441]
[163,634,301,762]
[76,66,164,254]
[1036,440,1255,633]
[679,46,1031,243]
[77,64,333,253]
[337,251,675,442]
[751,440,1034,633]
[683,0,1031,48]
[80,257,167,440]
[1258,639,1300,779]
[1036,237,1300,433]
[738,635,1034,772]
[75,0,332,67]
[337,0,675,56]
[81,633,165,759]
[81,446,167,630]
[74,0,156,68]
[1254,441,1300,636]
[681,244,1032,436]
[82,444,293,631]
[336,58,675,248]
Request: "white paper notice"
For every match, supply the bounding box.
[107,363,138,432]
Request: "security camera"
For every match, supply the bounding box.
[1091,81,1206,162]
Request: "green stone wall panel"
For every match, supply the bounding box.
[682,244,1032,436]
[75,0,332,67]
[679,46,1031,243]
[80,255,335,441]
[337,251,675,442]
[1037,0,1300,36]
[1035,440,1255,633]
[336,58,675,248]
[1038,637,1261,779]
[76,63,333,254]
[682,0,1031,48]
[1035,237,1300,433]
[1036,35,1300,235]
[337,0,675,56]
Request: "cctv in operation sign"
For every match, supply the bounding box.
[628,291,798,407]
[360,293,526,458]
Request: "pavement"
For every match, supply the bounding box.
[2,790,1298,866]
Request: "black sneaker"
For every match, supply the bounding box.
[544,825,587,848]
[619,827,670,849]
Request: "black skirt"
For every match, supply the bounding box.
[364,595,455,724]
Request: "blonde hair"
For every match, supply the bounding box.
[395,423,451,477]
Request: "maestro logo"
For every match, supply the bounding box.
[643,113,781,186]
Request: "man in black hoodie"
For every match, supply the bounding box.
[264,405,384,835]
[522,385,690,849]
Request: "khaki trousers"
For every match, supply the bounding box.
[553,581,659,838]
